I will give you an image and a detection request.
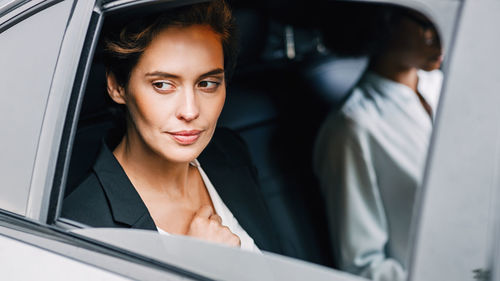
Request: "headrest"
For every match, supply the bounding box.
[303,56,369,106]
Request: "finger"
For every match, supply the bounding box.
[194,205,214,219]
[209,214,222,224]
[234,235,241,247]
[227,233,241,247]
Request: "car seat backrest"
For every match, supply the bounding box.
[303,55,369,107]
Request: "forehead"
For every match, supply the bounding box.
[398,10,434,30]
[135,24,224,75]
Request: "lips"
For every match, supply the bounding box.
[167,130,202,145]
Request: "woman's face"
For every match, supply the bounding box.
[108,25,226,163]
[388,12,443,71]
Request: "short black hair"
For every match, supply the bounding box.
[319,3,407,57]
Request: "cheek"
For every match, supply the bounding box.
[127,87,171,128]
[216,91,226,115]
[203,91,226,125]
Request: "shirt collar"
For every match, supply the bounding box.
[362,70,418,103]
[362,70,442,112]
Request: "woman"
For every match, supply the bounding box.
[314,7,443,280]
[62,0,280,253]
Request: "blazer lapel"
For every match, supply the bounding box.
[93,141,156,230]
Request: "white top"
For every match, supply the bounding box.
[313,70,443,281]
[157,159,260,253]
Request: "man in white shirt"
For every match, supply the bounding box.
[314,7,443,281]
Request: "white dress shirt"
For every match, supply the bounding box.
[313,70,443,280]
[158,159,260,253]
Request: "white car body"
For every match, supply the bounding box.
[0,0,499,280]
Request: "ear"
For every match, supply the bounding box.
[106,71,126,105]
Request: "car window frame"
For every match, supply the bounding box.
[47,5,104,227]
[39,0,484,280]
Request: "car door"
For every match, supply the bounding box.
[407,0,500,280]
[7,0,500,280]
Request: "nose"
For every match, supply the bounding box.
[175,87,200,122]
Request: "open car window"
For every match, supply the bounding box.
[40,0,479,280]
[48,0,369,279]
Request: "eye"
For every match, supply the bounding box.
[152,81,175,92]
[198,80,220,92]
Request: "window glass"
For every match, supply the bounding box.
[0,1,71,215]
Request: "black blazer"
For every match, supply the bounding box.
[62,128,281,253]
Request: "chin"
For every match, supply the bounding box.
[421,56,443,71]
[159,144,205,164]
[421,61,442,72]
[162,151,200,164]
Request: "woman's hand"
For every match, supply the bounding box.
[186,205,241,247]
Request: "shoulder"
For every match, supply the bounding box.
[320,70,401,141]
[341,84,384,131]
[314,90,377,173]
[61,173,116,227]
[317,97,374,151]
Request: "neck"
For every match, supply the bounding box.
[369,54,419,92]
[113,128,192,197]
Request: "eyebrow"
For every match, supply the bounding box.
[145,68,225,79]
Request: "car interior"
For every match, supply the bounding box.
[61,0,399,269]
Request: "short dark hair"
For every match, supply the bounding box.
[102,0,237,86]
[319,3,406,57]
